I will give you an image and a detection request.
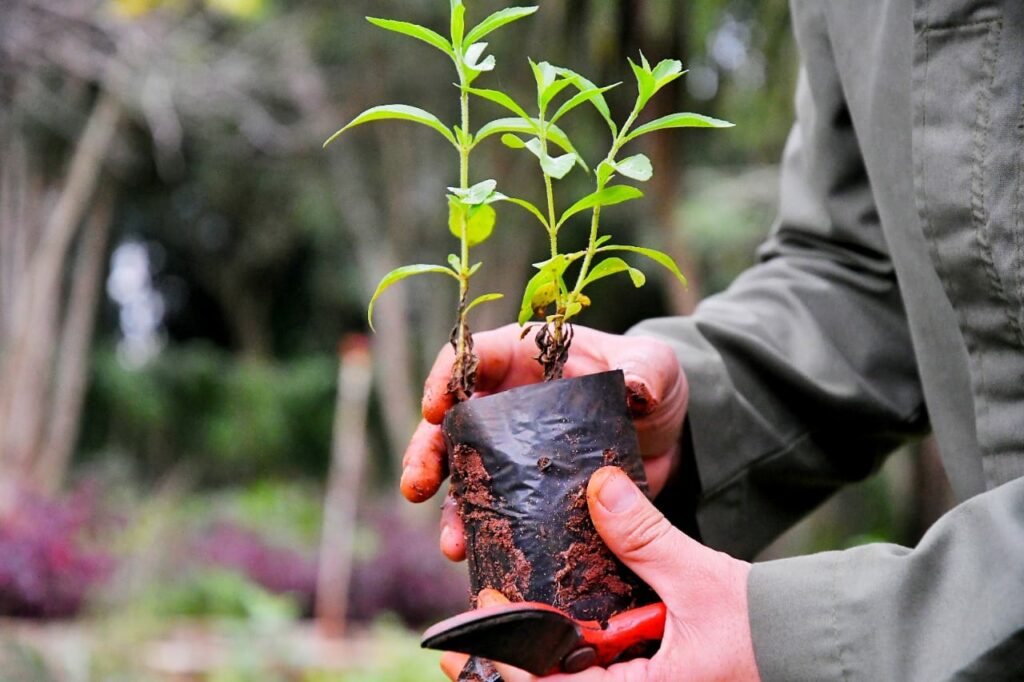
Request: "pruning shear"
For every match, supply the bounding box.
[422,601,667,676]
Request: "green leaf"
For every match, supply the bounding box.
[450,1,465,47]
[524,139,575,180]
[473,118,581,164]
[596,160,616,186]
[530,60,558,93]
[540,77,577,111]
[542,153,576,180]
[518,256,569,325]
[624,113,734,143]
[463,6,539,47]
[498,196,549,229]
[596,245,688,287]
[558,186,644,227]
[448,179,498,205]
[629,57,656,105]
[366,18,455,58]
[453,125,472,148]
[449,199,497,247]
[447,254,461,271]
[475,118,540,145]
[368,265,457,331]
[466,88,532,121]
[652,59,685,89]
[324,104,457,148]
[551,83,620,126]
[466,293,504,314]
[555,67,617,136]
[612,154,653,182]
[582,257,629,288]
[464,42,495,72]
[500,133,527,149]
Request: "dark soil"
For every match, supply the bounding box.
[458,657,502,682]
[553,475,640,620]
[450,444,531,603]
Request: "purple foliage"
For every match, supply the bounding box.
[193,522,318,611]
[192,509,468,628]
[348,508,469,628]
[0,486,113,619]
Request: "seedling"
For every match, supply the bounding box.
[325,0,732,393]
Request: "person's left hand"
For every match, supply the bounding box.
[439,467,761,682]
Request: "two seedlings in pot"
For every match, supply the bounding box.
[325,0,732,393]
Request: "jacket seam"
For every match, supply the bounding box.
[968,19,1024,349]
[1015,93,1024,334]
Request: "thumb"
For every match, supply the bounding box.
[586,466,695,599]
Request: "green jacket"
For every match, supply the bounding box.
[631,0,1024,678]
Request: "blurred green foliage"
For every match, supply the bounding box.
[81,345,337,484]
[141,568,300,623]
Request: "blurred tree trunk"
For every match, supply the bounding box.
[0,89,122,491]
[316,336,372,636]
[327,156,419,469]
[35,189,115,492]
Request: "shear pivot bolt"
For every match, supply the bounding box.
[563,647,597,673]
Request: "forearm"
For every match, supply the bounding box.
[748,476,1024,680]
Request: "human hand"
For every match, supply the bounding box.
[439,467,760,682]
[399,324,689,561]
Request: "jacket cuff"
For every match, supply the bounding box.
[748,552,845,681]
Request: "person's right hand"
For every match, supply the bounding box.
[399,324,689,562]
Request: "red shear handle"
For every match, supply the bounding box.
[583,602,668,667]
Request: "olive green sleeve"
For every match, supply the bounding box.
[633,54,926,560]
[748,476,1024,681]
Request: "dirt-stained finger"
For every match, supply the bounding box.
[607,339,682,418]
[400,419,447,503]
[422,344,459,425]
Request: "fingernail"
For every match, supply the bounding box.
[596,469,640,513]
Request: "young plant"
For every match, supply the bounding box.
[324,1,540,401]
[491,55,733,380]
[326,0,733,391]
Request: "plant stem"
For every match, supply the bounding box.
[570,101,644,296]
[450,68,476,400]
[535,120,569,380]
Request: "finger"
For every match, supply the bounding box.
[440,652,469,680]
[604,340,682,418]
[527,658,650,682]
[586,466,695,599]
[440,490,466,562]
[490,660,537,682]
[476,588,510,607]
[423,345,458,424]
[400,420,448,503]
[641,448,675,498]
[632,368,687,459]
[423,326,541,424]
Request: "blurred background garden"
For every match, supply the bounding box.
[0,1,952,680]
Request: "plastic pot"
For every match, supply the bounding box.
[443,369,653,625]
